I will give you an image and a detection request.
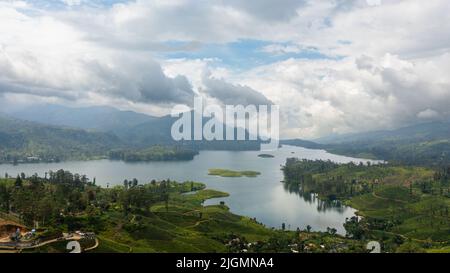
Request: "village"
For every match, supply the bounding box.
[0,216,97,253]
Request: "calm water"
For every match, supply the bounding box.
[0,145,379,234]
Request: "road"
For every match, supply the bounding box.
[0,234,101,252]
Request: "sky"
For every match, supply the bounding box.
[0,0,449,139]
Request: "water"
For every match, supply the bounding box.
[0,145,379,234]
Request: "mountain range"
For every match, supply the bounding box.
[8,104,156,134]
[0,104,261,163]
[4,104,450,165]
[283,121,450,166]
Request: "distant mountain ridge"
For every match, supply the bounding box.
[280,139,324,150]
[4,104,262,153]
[285,121,450,166]
[4,104,450,165]
[116,111,261,150]
[314,121,450,145]
[8,104,156,133]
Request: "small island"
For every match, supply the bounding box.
[208,169,261,178]
[258,154,275,158]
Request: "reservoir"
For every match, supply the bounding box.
[0,145,379,234]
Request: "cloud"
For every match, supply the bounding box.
[224,0,306,21]
[201,72,273,106]
[417,109,440,120]
[1,0,450,138]
[234,52,450,138]
[0,2,195,106]
[61,0,84,6]
[84,56,196,105]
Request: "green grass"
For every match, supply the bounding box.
[347,185,450,243]
[89,188,275,253]
[427,246,450,253]
[208,169,261,178]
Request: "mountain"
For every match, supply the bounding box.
[0,114,123,163]
[118,111,262,150]
[314,122,450,145]
[280,139,324,150]
[8,104,156,133]
[5,104,262,152]
[315,121,450,165]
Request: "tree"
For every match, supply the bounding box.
[164,193,169,212]
[344,216,367,240]
[0,184,11,212]
[327,227,337,235]
[132,178,138,188]
[306,225,312,232]
[15,175,23,188]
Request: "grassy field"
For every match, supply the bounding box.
[208,169,261,178]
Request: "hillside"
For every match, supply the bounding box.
[280,139,325,150]
[284,121,450,166]
[282,159,450,252]
[323,122,450,165]
[0,115,123,163]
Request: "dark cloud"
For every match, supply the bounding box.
[81,56,196,106]
[0,50,195,106]
[202,72,273,106]
[225,0,306,21]
[0,80,80,101]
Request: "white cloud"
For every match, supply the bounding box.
[233,52,450,138]
[1,0,449,138]
[417,109,440,120]
[0,2,196,106]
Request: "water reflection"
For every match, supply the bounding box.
[0,145,377,234]
[283,182,347,214]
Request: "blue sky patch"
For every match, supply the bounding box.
[161,39,336,71]
[28,0,130,10]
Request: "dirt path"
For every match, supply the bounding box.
[84,238,99,252]
[365,192,449,245]
[187,219,209,228]
[97,236,133,253]
[371,191,409,204]
[0,234,82,251]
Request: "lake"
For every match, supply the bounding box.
[0,145,379,234]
